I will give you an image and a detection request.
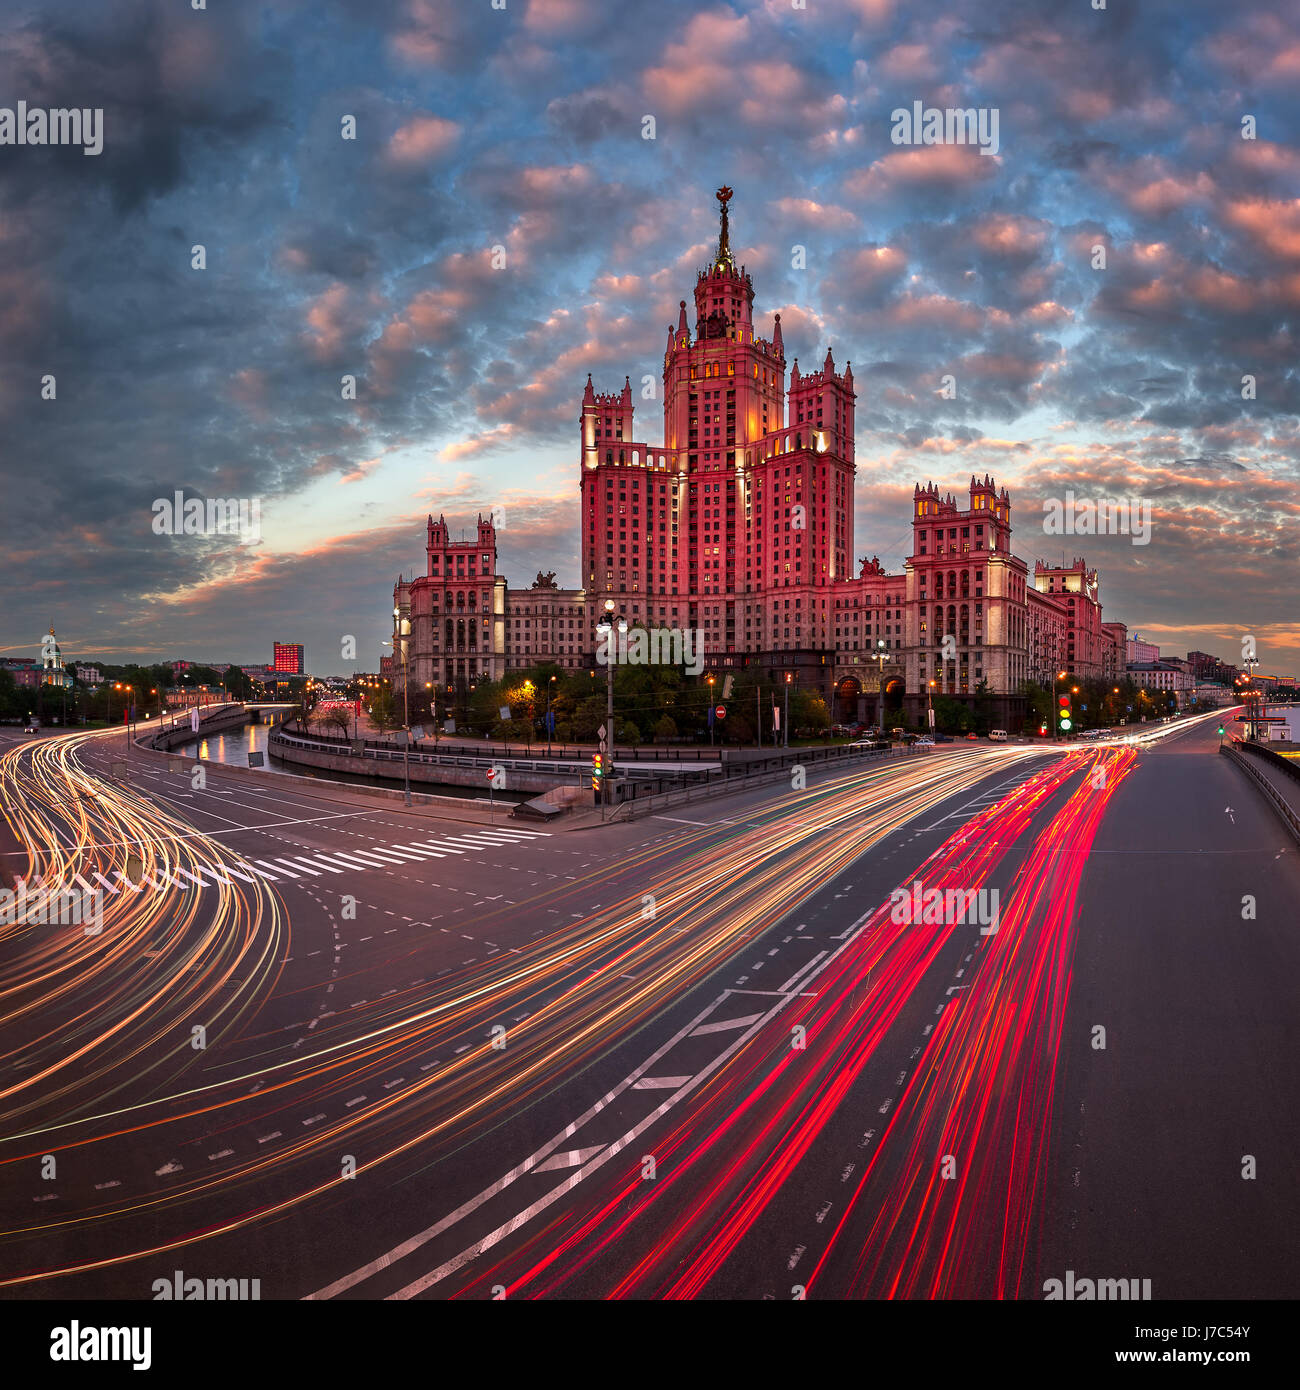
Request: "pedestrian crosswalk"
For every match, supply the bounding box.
[245,826,553,884]
[80,827,552,893]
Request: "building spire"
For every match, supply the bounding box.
[714,185,735,271]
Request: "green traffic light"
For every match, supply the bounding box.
[1060,717,1072,731]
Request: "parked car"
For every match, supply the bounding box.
[915,736,934,747]
[989,729,1008,741]
[22,724,38,734]
[831,724,851,737]
[890,727,905,740]
[932,732,953,743]
[966,732,979,740]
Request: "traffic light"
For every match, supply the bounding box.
[591,751,604,792]
[1057,694,1072,733]
[1218,725,1225,735]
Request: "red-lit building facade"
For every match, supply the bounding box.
[392,189,1138,729]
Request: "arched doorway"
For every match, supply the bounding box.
[835,676,862,724]
[883,677,905,723]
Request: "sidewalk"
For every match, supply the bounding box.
[1222,741,1300,842]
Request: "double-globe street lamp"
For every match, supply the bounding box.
[386,606,413,807]
[595,598,627,808]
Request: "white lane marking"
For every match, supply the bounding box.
[344,851,405,867]
[277,858,319,876]
[381,994,796,1301]
[247,863,282,880]
[297,857,343,875]
[306,988,784,1302]
[534,1146,606,1173]
[257,1131,281,1144]
[689,1013,763,1036]
[309,852,372,871]
[631,1075,693,1090]
[776,951,828,995]
[258,859,298,878]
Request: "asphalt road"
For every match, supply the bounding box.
[2,710,1291,1299]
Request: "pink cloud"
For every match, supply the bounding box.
[386,114,460,165]
[845,146,1000,199]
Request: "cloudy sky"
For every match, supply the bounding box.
[0,0,1296,675]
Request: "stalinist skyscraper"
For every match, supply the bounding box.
[579,187,857,675]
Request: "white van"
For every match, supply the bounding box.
[989,729,1008,741]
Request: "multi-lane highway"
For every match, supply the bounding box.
[1,710,1295,1300]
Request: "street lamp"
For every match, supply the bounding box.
[595,599,626,808]
[784,671,793,749]
[546,674,557,757]
[388,606,412,807]
[707,674,716,746]
[927,678,936,734]
[870,639,889,732]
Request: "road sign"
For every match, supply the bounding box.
[248,752,265,768]
[410,725,425,741]
[486,768,496,782]
[597,724,606,741]
[499,705,511,722]
[715,705,726,719]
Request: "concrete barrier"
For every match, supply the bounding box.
[1220,742,1300,845]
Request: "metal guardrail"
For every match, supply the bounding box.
[268,726,716,782]
[1220,742,1300,843]
[268,724,918,803]
[613,743,916,820]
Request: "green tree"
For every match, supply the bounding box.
[653,714,678,742]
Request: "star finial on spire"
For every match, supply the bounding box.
[714,186,735,270]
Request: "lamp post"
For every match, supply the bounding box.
[707,675,716,746]
[390,607,412,807]
[870,639,889,732]
[596,599,625,808]
[927,678,936,733]
[784,671,792,749]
